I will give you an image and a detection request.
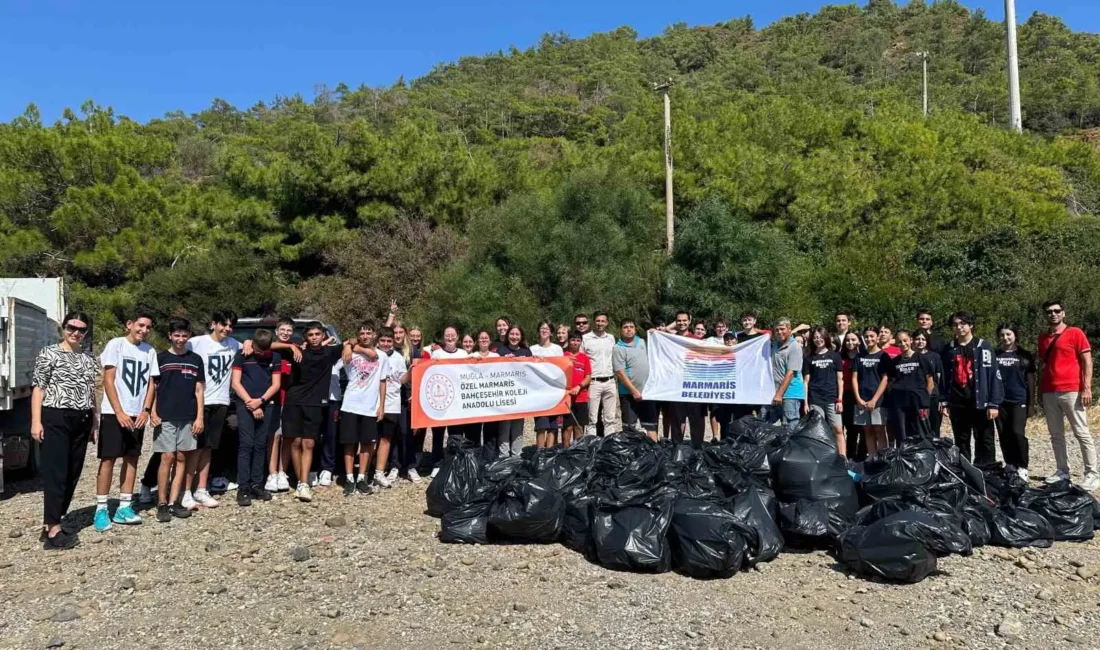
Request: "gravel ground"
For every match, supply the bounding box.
[2,416,1100,650]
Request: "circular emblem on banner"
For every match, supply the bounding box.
[425,374,456,411]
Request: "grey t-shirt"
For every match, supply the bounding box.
[613,338,649,396]
[772,339,806,399]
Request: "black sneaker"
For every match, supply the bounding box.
[43,531,79,551]
[356,478,373,495]
[251,485,273,501]
[343,480,356,497]
[155,504,172,523]
[169,503,192,519]
[237,490,253,507]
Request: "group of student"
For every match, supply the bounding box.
[28,300,1097,551]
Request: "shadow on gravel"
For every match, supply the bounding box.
[0,476,44,501]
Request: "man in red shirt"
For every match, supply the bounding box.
[1037,299,1097,490]
[563,330,592,447]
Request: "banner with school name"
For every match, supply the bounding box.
[643,331,773,404]
[411,356,572,428]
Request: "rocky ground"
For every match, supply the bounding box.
[2,418,1099,650]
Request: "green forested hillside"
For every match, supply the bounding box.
[2,0,1100,344]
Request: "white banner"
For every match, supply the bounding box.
[411,357,572,428]
[642,331,773,404]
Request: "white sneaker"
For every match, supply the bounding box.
[307,472,318,487]
[373,471,393,489]
[318,470,333,487]
[1081,473,1100,492]
[296,483,313,502]
[386,467,399,482]
[181,491,199,511]
[1045,470,1071,484]
[430,467,440,479]
[226,481,239,492]
[1017,468,1029,482]
[211,477,229,491]
[276,472,290,492]
[194,490,219,508]
[139,485,155,505]
[264,474,280,492]
[407,468,422,484]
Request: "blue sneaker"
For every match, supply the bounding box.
[112,505,143,525]
[94,509,112,533]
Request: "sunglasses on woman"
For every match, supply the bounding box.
[64,324,88,334]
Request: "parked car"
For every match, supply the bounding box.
[230,317,340,346]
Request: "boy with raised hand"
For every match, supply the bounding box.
[375,327,408,488]
[149,318,204,522]
[183,310,241,509]
[338,322,385,497]
[276,321,356,502]
[230,328,283,506]
[95,311,160,532]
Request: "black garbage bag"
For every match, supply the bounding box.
[984,470,1029,507]
[1019,481,1096,542]
[668,498,750,579]
[440,497,494,544]
[852,501,971,556]
[590,431,656,478]
[860,440,939,500]
[483,455,527,485]
[657,439,696,464]
[771,411,859,545]
[488,477,564,543]
[959,494,993,547]
[837,512,940,583]
[985,504,1055,548]
[560,492,594,554]
[713,467,751,498]
[537,445,591,493]
[590,489,675,573]
[931,439,986,495]
[705,441,769,480]
[606,448,666,503]
[426,439,484,517]
[666,455,722,501]
[728,486,783,565]
[727,416,789,452]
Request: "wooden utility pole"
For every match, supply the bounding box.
[1004,0,1023,132]
[653,78,674,255]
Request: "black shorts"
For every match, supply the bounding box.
[339,412,379,446]
[97,414,144,459]
[569,402,589,427]
[196,404,229,450]
[534,415,562,430]
[379,413,399,438]
[282,404,326,441]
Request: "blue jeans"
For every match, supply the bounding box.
[236,402,275,491]
[761,399,801,431]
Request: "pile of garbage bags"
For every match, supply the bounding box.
[426,411,1100,583]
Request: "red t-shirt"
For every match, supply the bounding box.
[276,359,291,405]
[1038,325,1091,393]
[566,351,592,403]
[882,345,902,359]
[841,357,855,394]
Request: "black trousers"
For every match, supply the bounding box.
[236,403,274,490]
[842,392,866,461]
[670,402,706,448]
[40,408,93,526]
[948,405,997,467]
[996,403,1029,469]
[928,398,944,437]
[887,407,930,444]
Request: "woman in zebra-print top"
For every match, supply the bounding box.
[31,311,99,550]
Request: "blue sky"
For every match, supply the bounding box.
[2,0,1095,123]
